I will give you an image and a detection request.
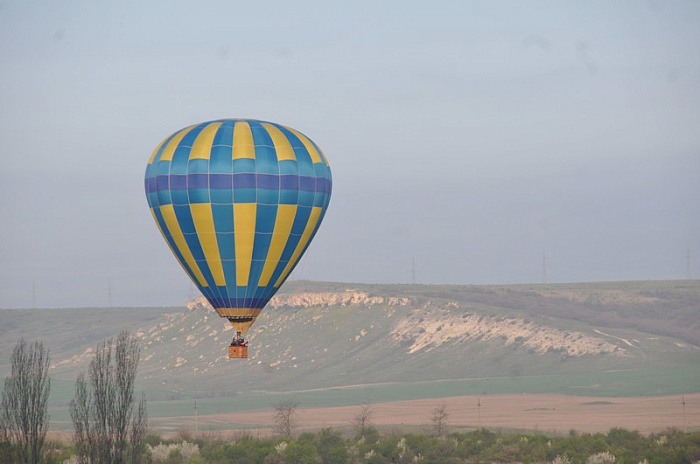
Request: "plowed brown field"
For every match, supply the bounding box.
[156,393,699,436]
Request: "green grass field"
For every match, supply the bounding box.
[44,363,700,431]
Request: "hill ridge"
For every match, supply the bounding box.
[2,280,697,401]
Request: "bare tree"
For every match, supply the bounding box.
[273,399,299,437]
[431,403,449,437]
[70,331,147,464]
[352,402,374,436]
[0,339,51,464]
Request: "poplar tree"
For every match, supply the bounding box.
[0,339,51,464]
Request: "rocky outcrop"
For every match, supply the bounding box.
[186,294,625,358]
[186,296,217,313]
[270,291,412,308]
[390,308,626,357]
[186,292,412,311]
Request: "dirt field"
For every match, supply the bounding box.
[155,393,699,436]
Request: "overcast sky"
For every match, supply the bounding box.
[1,1,698,308]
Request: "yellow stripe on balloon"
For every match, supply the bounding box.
[318,147,330,167]
[273,206,322,287]
[158,205,208,287]
[189,122,222,160]
[190,203,226,286]
[233,203,257,286]
[232,121,255,159]
[261,123,296,161]
[150,208,177,255]
[159,125,196,162]
[147,137,168,165]
[286,127,322,164]
[258,204,298,286]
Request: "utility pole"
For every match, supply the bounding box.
[682,396,687,433]
[477,397,481,427]
[195,401,199,439]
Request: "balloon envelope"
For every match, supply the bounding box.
[145,119,332,334]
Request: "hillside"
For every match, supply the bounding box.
[1,280,699,406]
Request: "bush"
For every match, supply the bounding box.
[147,441,200,463]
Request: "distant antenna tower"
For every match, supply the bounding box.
[542,250,547,284]
[108,278,113,307]
[409,257,419,284]
[32,280,37,309]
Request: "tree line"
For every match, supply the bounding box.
[16,426,696,463]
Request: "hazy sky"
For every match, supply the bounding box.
[1,1,698,308]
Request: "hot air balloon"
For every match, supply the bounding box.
[145,119,332,358]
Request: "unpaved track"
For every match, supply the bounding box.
[155,393,699,435]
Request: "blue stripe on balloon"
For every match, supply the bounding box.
[188,173,209,189]
[171,186,189,206]
[254,204,277,235]
[188,189,209,204]
[278,126,316,177]
[278,159,297,175]
[299,176,315,192]
[250,121,279,175]
[188,158,208,174]
[156,171,171,205]
[149,173,324,193]
[217,235,235,260]
[170,147,191,175]
[233,188,256,203]
[280,175,298,190]
[212,120,234,150]
[210,173,232,189]
[170,175,186,190]
[233,158,256,173]
[233,173,256,189]
[279,189,298,205]
[211,189,233,204]
[211,204,234,234]
[257,174,279,190]
[221,261,237,301]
